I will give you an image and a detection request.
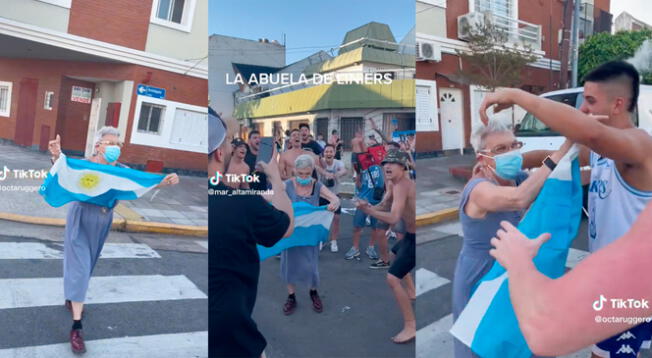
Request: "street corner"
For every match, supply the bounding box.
[416,207,459,228]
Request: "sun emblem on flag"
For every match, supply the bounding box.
[79,173,100,190]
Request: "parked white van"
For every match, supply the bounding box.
[515,85,652,151]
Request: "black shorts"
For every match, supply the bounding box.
[389,232,415,279]
[319,196,341,215]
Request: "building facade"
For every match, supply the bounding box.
[614,11,652,33]
[0,0,208,172]
[232,22,416,155]
[415,0,611,156]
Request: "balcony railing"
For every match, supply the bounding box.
[459,11,542,51]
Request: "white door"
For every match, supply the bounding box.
[85,97,102,158]
[440,88,464,151]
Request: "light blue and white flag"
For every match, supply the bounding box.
[257,202,334,261]
[450,145,583,358]
[39,153,165,208]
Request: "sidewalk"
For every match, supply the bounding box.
[416,154,475,225]
[0,142,207,234]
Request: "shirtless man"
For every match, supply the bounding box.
[279,129,322,180]
[356,149,416,344]
[480,61,652,357]
[225,139,251,189]
[351,128,367,174]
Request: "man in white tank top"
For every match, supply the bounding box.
[479,60,652,358]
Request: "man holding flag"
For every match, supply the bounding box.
[46,126,179,354]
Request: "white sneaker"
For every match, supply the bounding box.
[319,242,324,251]
[330,240,339,253]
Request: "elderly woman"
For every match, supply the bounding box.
[282,154,340,315]
[452,121,570,358]
[48,126,179,354]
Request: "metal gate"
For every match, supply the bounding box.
[340,117,363,150]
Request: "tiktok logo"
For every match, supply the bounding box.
[210,171,224,185]
[593,294,607,311]
[0,165,8,181]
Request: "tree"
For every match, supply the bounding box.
[579,30,652,84]
[456,18,538,90]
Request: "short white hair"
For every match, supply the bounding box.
[470,121,511,153]
[295,154,315,170]
[94,126,120,145]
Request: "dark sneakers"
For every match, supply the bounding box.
[70,329,86,354]
[283,295,297,315]
[310,290,323,313]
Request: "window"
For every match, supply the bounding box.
[516,93,580,136]
[0,81,12,117]
[44,91,55,110]
[150,0,196,32]
[138,103,165,134]
[170,108,206,147]
[473,0,516,31]
[156,0,185,24]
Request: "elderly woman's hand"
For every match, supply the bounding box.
[160,173,179,187]
[327,201,339,212]
[489,221,551,271]
[48,134,61,161]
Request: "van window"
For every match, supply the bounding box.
[516,92,581,137]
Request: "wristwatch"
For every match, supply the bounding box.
[543,156,557,171]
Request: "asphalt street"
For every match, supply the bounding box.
[415,218,652,358]
[254,198,415,358]
[0,221,208,357]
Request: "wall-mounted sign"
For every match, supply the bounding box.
[137,84,166,99]
[71,86,92,104]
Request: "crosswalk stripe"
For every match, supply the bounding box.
[416,314,453,358]
[0,243,161,260]
[0,331,208,358]
[416,268,450,297]
[566,248,589,269]
[194,240,209,250]
[0,275,206,310]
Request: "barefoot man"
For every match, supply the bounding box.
[356,150,416,343]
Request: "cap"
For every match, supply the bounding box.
[381,149,409,169]
[209,107,226,154]
[231,138,249,150]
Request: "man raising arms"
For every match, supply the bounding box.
[480,61,652,357]
[356,150,416,344]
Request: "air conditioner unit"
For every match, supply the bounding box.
[416,41,441,62]
[458,12,489,41]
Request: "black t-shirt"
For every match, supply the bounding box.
[302,140,322,155]
[209,182,290,357]
[244,150,257,173]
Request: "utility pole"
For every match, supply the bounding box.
[571,0,581,87]
[559,0,573,89]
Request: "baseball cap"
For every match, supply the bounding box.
[209,107,226,154]
[381,149,409,169]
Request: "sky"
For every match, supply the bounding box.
[209,0,415,64]
[610,0,652,30]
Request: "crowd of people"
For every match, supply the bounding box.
[452,60,652,358]
[212,117,417,356]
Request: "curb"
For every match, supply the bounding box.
[416,207,459,227]
[0,212,207,237]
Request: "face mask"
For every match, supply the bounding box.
[481,150,523,180]
[103,145,121,163]
[296,176,312,186]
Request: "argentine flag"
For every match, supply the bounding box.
[450,145,583,358]
[39,153,165,208]
[258,202,334,261]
